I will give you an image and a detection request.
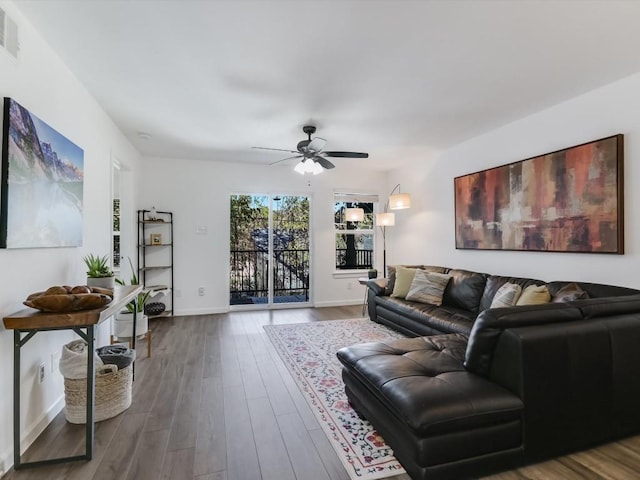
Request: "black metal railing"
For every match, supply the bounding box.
[335,248,373,270]
[230,249,309,304]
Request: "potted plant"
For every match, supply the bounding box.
[114,258,151,339]
[368,268,378,279]
[83,254,115,289]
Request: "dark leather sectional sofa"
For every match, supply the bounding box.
[337,265,640,480]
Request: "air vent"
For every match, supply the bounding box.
[0,7,19,59]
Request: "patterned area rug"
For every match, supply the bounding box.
[264,318,407,480]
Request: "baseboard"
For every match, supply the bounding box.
[173,306,229,316]
[314,299,362,308]
[174,302,362,314]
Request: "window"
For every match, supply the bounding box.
[334,193,378,270]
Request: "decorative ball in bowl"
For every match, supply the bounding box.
[24,285,113,312]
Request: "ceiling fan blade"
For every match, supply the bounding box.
[269,155,302,166]
[323,151,368,158]
[313,156,335,169]
[307,137,326,152]
[253,146,299,154]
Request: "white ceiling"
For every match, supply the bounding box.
[13,0,640,171]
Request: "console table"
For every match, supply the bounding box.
[2,284,142,470]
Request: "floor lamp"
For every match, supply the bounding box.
[376,184,411,277]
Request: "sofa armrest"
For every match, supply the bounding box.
[367,278,388,297]
[464,303,581,376]
[488,315,640,460]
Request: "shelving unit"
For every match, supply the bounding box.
[137,209,174,318]
[112,198,121,271]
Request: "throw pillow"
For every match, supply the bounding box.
[391,266,418,299]
[405,270,451,306]
[516,284,551,306]
[552,282,589,303]
[490,283,522,309]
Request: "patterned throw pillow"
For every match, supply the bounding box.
[490,283,522,309]
[405,270,451,306]
[391,266,418,299]
[516,284,551,306]
[552,283,589,303]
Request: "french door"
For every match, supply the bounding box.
[229,194,311,307]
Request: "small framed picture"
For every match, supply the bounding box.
[150,233,162,245]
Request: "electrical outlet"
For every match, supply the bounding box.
[175,289,182,298]
[347,282,353,290]
[38,362,45,383]
[198,287,205,296]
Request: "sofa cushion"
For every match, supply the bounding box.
[375,297,475,335]
[386,265,449,295]
[337,335,523,437]
[516,285,551,305]
[391,266,419,298]
[546,281,639,299]
[406,271,451,306]
[551,282,589,303]
[442,269,487,314]
[491,283,522,308]
[479,275,546,312]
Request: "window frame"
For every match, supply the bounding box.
[333,192,378,275]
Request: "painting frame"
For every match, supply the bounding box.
[454,134,624,254]
[150,233,162,245]
[1,97,84,248]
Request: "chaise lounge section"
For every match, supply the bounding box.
[338,265,640,479]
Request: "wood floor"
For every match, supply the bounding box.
[3,306,640,480]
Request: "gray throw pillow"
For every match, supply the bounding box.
[405,270,451,306]
[552,283,589,303]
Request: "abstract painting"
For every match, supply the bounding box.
[455,135,623,253]
[1,98,84,248]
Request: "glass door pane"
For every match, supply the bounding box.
[272,195,310,304]
[229,194,310,307]
[229,194,270,305]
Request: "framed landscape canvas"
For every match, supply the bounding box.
[454,135,624,254]
[1,98,84,248]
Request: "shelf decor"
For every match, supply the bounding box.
[150,233,162,245]
[455,134,624,253]
[1,98,84,248]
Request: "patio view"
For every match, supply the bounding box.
[229,195,376,306]
[229,194,311,305]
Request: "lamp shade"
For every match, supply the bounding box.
[345,208,365,222]
[389,192,411,210]
[376,212,395,227]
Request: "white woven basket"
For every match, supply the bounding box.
[63,364,133,424]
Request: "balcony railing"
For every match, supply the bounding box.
[230,248,309,304]
[335,248,373,270]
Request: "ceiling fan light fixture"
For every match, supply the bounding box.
[294,159,323,175]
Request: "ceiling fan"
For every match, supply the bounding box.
[252,125,368,173]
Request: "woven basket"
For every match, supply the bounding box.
[63,364,133,424]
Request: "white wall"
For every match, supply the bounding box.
[390,72,640,289]
[0,1,140,473]
[140,156,387,313]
